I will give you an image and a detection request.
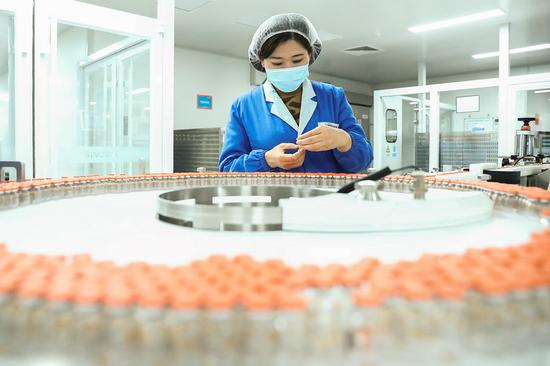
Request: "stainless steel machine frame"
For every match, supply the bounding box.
[516,130,537,157]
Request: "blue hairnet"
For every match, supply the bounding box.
[248,13,322,72]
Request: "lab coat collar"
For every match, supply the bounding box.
[263,79,317,135]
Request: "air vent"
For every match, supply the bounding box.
[175,0,213,12]
[236,13,272,28]
[343,45,381,56]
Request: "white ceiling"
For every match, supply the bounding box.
[3,0,550,85]
[171,0,550,84]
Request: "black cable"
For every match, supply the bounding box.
[389,165,418,174]
[337,165,418,194]
[512,154,550,166]
[512,157,526,166]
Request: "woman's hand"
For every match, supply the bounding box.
[296,125,352,152]
[265,143,306,170]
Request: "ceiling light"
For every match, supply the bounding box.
[342,45,381,56]
[88,43,126,62]
[534,89,550,94]
[409,9,505,33]
[317,30,342,42]
[81,37,142,66]
[236,13,271,28]
[473,43,550,59]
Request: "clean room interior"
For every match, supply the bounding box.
[0,1,550,365]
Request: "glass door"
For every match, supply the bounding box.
[377,93,430,171]
[119,46,150,175]
[81,43,150,176]
[42,23,150,177]
[34,0,172,178]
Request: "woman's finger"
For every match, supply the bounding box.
[297,127,322,139]
[301,141,326,152]
[280,153,301,163]
[277,143,299,151]
[296,135,323,146]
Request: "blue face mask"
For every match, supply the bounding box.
[265,65,309,93]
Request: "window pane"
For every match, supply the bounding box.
[385,109,397,143]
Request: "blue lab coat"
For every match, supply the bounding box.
[219,79,373,173]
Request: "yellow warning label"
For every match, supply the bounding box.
[386,146,391,154]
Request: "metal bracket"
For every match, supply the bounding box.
[411,170,427,200]
[355,180,382,201]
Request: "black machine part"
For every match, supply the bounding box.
[518,117,536,127]
[337,165,418,194]
[483,169,521,185]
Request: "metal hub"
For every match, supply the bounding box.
[157,185,332,231]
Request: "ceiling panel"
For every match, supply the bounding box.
[36,0,550,84]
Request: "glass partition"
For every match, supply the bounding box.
[0,12,14,162]
[514,84,550,156]
[439,87,499,171]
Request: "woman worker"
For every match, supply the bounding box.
[219,13,373,173]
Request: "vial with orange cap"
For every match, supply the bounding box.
[165,289,204,365]
[242,290,277,365]
[433,279,468,342]
[203,288,239,365]
[400,278,436,340]
[0,270,21,354]
[350,288,386,365]
[308,265,350,363]
[69,280,105,364]
[1,182,20,209]
[133,284,171,366]
[38,271,76,357]
[101,277,138,366]
[463,276,505,352]
[273,291,308,366]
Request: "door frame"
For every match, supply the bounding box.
[34,0,174,177]
[0,0,33,177]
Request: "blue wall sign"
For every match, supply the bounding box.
[197,94,213,110]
